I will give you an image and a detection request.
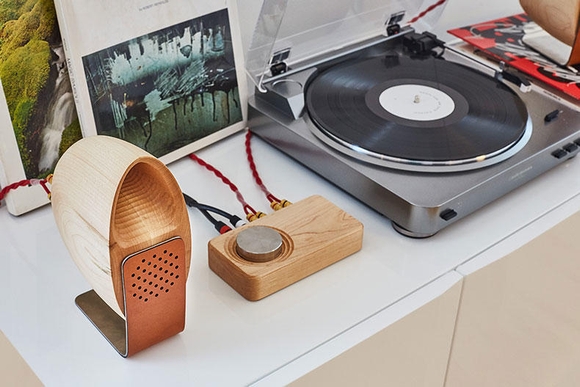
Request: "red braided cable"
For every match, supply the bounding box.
[188,153,257,215]
[38,179,51,196]
[0,179,35,202]
[407,0,447,25]
[245,131,281,204]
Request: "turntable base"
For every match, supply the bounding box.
[248,39,580,237]
[392,222,437,239]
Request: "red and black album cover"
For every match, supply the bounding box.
[448,13,580,100]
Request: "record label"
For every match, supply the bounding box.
[378,84,455,122]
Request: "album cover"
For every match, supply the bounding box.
[54,0,247,163]
[448,13,580,100]
[0,0,82,215]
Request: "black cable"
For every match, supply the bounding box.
[183,193,221,229]
[183,193,245,233]
[196,203,238,221]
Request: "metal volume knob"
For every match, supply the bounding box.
[235,226,283,263]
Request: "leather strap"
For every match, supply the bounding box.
[122,237,186,357]
[568,28,580,65]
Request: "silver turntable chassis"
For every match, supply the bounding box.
[248,44,580,237]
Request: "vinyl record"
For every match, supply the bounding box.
[305,54,530,170]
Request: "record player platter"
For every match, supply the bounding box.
[248,31,580,237]
[306,55,532,172]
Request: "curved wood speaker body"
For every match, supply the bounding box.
[520,0,580,64]
[51,136,191,317]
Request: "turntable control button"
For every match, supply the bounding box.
[440,209,458,222]
[564,143,579,153]
[552,149,568,159]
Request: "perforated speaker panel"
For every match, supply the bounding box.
[121,236,186,356]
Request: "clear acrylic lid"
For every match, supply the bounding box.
[246,0,448,90]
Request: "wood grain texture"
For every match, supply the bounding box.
[520,0,580,64]
[208,195,363,300]
[51,136,191,317]
[520,0,580,46]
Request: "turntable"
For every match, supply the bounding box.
[246,0,580,237]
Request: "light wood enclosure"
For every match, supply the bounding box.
[520,0,580,46]
[520,0,580,64]
[208,195,363,301]
[51,135,191,317]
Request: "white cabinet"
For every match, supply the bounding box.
[447,202,580,387]
[284,274,463,387]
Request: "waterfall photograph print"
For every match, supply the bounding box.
[0,0,82,180]
[81,8,243,158]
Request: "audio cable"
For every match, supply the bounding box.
[188,130,292,221]
[183,193,246,234]
[244,130,291,211]
[189,151,267,222]
[0,175,52,206]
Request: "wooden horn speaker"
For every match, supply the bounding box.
[51,135,191,357]
[520,0,580,65]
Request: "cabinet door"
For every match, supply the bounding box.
[446,212,580,387]
[0,331,42,387]
[288,274,463,387]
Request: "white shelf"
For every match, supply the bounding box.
[2,129,580,385]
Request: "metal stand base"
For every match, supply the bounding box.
[76,290,128,356]
[74,237,187,357]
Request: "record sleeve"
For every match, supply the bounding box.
[448,13,580,100]
[54,0,248,164]
[0,0,81,215]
